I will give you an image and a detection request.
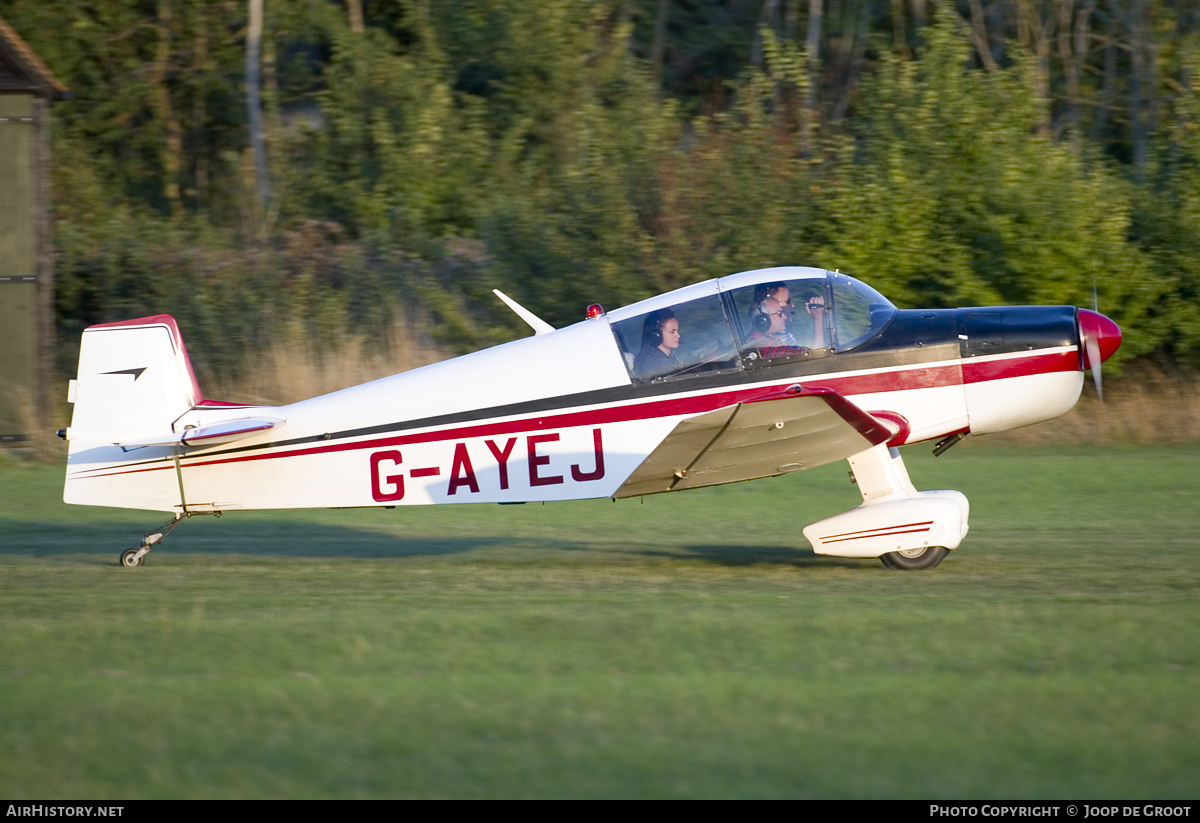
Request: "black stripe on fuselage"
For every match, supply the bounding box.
[80,332,964,475]
[185,340,959,460]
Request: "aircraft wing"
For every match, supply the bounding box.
[613,385,896,498]
[116,417,285,452]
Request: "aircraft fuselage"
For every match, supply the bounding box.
[63,268,1117,516]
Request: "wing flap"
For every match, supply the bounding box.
[614,386,895,498]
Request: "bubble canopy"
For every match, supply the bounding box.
[826,271,898,351]
[605,268,897,384]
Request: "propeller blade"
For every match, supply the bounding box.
[1090,277,1102,401]
[1086,332,1103,402]
[1078,309,1119,403]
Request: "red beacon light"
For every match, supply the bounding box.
[586,303,605,320]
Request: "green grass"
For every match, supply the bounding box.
[1,446,1198,798]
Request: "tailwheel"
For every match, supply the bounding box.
[879,546,948,570]
[119,548,145,567]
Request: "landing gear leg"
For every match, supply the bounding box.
[117,511,220,567]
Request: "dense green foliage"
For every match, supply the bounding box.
[3,1,1200,376]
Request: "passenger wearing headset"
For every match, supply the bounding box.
[633,309,684,381]
[747,297,804,359]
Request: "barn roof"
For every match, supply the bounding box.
[0,13,68,98]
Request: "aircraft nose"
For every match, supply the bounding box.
[1077,309,1122,369]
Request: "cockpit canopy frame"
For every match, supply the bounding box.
[606,267,897,385]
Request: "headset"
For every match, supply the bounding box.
[750,301,773,334]
[643,309,675,348]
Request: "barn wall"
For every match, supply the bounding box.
[0,92,36,441]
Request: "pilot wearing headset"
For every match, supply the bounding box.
[747,297,805,358]
[634,309,683,381]
[750,282,796,322]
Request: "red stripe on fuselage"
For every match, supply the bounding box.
[960,350,1078,383]
[75,389,766,480]
[814,364,961,395]
[72,348,1078,481]
[89,388,816,477]
[75,384,877,480]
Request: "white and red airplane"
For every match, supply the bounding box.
[60,266,1121,570]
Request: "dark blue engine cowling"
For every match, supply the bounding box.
[957,306,1079,360]
[841,304,1084,439]
[843,305,1080,361]
[957,305,1085,434]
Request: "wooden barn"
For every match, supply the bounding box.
[0,15,67,445]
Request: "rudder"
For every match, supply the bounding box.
[64,315,202,511]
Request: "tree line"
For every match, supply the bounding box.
[3,0,1199,378]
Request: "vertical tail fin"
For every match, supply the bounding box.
[66,315,201,447]
[64,315,203,511]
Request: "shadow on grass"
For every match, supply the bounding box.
[2,518,518,560]
[561,541,862,569]
[0,517,861,568]
[675,543,863,568]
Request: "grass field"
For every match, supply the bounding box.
[1,444,1198,799]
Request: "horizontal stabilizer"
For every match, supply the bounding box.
[117,417,284,451]
[614,385,895,498]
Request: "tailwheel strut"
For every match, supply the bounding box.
[118,511,221,567]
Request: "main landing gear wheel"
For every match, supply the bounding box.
[119,548,145,567]
[879,546,948,570]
